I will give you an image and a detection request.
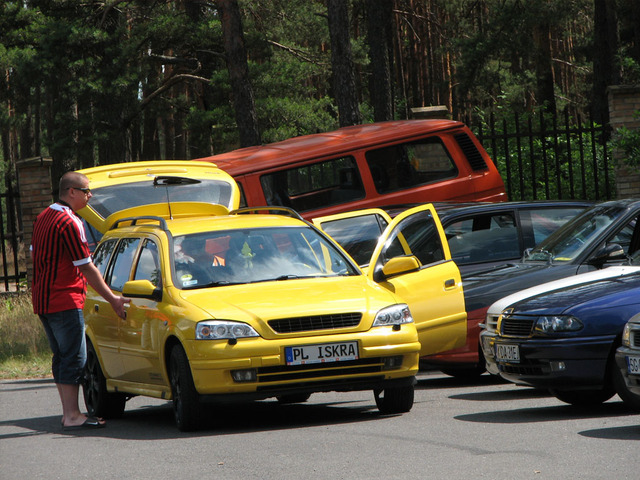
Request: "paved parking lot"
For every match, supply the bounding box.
[1,370,638,479]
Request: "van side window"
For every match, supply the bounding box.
[260,156,365,212]
[366,138,458,193]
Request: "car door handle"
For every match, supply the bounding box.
[444,279,456,289]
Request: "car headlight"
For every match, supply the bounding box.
[622,322,631,347]
[534,315,583,334]
[196,320,260,340]
[373,304,413,327]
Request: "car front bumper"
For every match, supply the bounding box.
[479,332,615,389]
[186,326,421,396]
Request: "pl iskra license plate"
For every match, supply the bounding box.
[285,341,358,365]
[496,344,520,363]
[627,355,640,375]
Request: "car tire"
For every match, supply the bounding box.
[440,348,487,378]
[276,393,311,404]
[549,387,615,407]
[611,358,640,411]
[374,385,414,414]
[82,340,126,419]
[169,345,201,432]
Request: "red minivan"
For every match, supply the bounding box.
[198,120,506,219]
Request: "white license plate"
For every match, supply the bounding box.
[496,344,520,363]
[627,355,640,375]
[285,341,358,366]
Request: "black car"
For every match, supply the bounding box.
[314,200,591,275]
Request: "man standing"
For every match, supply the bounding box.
[31,171,130,430]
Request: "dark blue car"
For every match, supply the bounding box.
[481,264,640,409]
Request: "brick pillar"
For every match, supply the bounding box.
[16,156,53,288]
[607,85,640,198]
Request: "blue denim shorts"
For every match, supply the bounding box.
[39,309,86,385]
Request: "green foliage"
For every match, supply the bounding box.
[611,111,640,167]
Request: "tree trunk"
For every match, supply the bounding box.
[533,22,557,113]
[327,0,361,127]
[218,0,261,147]
[366,0,393,121]
[593,0,620,127]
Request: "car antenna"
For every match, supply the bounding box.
[153,176,174,219]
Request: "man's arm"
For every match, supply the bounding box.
[78,262,130,318]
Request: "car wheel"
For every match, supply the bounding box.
[169,345,201,432]
[374,385,414,414]
[610,358,640,411]
[276,393,311,404]
[549,387,615,407]
[82,340,126,419]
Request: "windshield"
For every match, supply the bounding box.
[88,178,234,219]
[173,226,359,289]
[524,204,627,263]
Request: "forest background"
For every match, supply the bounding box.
[1,0,640,190]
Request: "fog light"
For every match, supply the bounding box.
[231,369,257,382]
[383,356,403,370]
[550,361,566,372]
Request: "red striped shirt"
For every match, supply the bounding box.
[31,204,91,314]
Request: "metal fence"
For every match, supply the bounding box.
[0,183,26,293]
[470,109,615,202]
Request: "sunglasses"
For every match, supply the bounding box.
[70,186,92,194]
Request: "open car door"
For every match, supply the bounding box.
[367,204,467,356]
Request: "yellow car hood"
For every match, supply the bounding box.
[179,276,396,334]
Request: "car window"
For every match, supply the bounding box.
[526,204,628,263]
[520,207,588,245]
[92,239,117,277]
[134,239,162,288]
[444,213,519,266]
[365,137,458,193]
[260,156,364,212]
[88,179,234,219]
[107,238,141,292]
[318,213,389,266]
[381,210,444,267]
[173,227,358,289]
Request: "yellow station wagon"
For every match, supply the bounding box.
[76,161,467,430]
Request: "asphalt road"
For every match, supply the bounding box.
[1,370,638,480]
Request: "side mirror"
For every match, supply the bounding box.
[590,243,626,265]
[122,279,162,302]
[374,255,420,282]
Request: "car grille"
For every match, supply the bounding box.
[632,329,640,348]
[268,313,362,333]
[256,357,384,384]
[500,315,535,337]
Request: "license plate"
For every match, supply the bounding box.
[627,355,640,375]
[285,341,358,366]
[496,344,520,363]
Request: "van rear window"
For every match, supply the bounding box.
[366,137,458,193]
[260,156,365,212]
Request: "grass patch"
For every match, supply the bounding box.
[0,292,52,379]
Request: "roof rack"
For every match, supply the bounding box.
[110,216,169,231]
[229,206,304,221]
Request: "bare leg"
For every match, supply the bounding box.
[56,384,65,424]
[60,384,105,427]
